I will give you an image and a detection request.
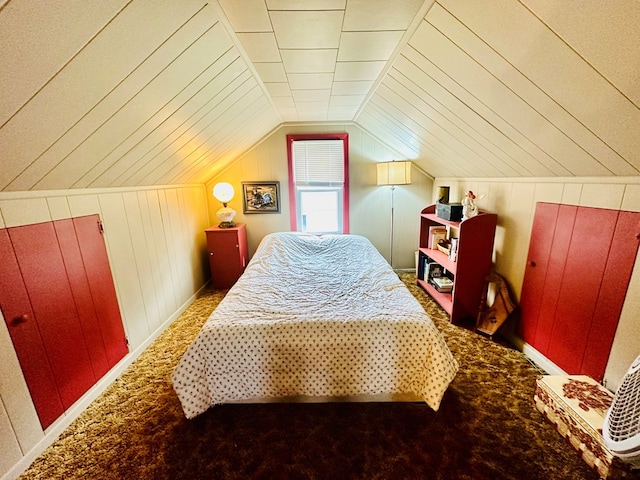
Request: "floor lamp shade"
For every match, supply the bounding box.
[377,161,412,186]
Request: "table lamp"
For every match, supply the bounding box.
[213,182,236,228]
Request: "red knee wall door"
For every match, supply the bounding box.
[0,215,128,429]
[519,203,640,381]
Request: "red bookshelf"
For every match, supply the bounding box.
[417,204,497,324]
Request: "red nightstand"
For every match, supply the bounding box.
[204,224,248,289]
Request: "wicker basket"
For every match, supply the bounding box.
[436,243,450,256]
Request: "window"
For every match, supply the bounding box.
[287,134,349,234]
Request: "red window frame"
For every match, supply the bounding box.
[286,133,349,233]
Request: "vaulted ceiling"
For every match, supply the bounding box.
[1,0,639,192]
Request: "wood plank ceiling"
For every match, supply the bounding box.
[1,0,639,191]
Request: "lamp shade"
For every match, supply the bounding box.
[376,161,412,186]
[213,182,234,204]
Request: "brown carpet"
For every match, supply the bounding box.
[19,274,628,480]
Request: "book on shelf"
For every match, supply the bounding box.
[431,276,453,293]
[427,226,447,249]
[432,276,453,287]
[433,285,452,293]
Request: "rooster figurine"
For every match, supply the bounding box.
[462,190,479,221]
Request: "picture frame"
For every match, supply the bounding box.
[242,182,280,214]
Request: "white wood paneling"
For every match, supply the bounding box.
[368,43,565,177]
[187,105,281,184]
[3,2,640,193]
[175,189,196,296]
[0,0,129,126]
[143,190,179,315]
[0,399,23,478]
[1,0,210,190]
[158,189,188,304]
[622,184,640,212]
[356,107,423,161]
[67,194,103,218]
[161,92,275,185]
[181,187,209,291]
[422,21,605,174]
[106,57,249,185]
[0,198,50,227]
[98,192,147,347]
[123,77,262,185]
[438,0,640,173]
[11,6,223,192]
[522,0,640,107]
[122,192,161,333]
[498,182,535,288]
[579,184,626,210]
[561,184,583,206]
[357,1,640,180]
[46,197,72,221]
[134,191,168,331]
[532,183,564,206]
[0,2,280,193]
[429,4,635,177]
[0,310,43,456]
[376,80,506,176]
[382,69,522,177]
[95,51,245,187]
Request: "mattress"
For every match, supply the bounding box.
[172,232,458,419]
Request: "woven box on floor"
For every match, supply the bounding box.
[534,375,629,479]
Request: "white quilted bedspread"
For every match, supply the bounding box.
[172,232,458,418]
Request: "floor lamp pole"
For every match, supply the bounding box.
[390,185,396,268]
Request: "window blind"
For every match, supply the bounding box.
[292,140,344,186]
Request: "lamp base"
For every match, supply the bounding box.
[216,206,236,228]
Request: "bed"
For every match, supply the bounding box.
[172,232,458,419]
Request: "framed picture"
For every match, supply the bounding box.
[242,182,280,213]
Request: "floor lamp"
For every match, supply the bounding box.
[376,161,412,268]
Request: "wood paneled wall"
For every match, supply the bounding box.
[358,1,640,179]
[0,1,279,192]
[205,123,434,269]
[0,185,209,479]
[434,177,640,392]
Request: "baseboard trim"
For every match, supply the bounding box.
[500,329,567,376]
[2,284,208,480]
